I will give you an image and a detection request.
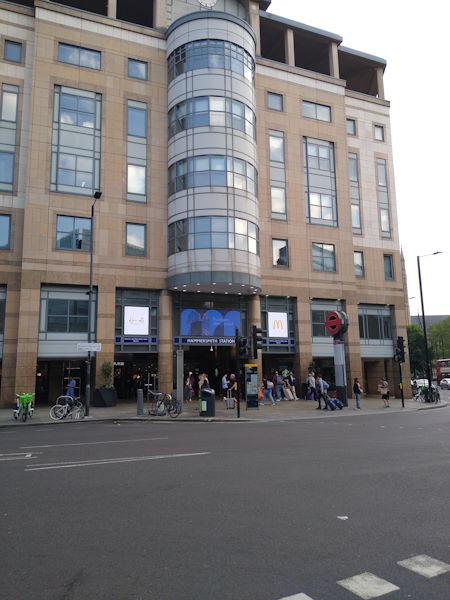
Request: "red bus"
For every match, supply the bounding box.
[436,359,450,384]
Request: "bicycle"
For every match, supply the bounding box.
[49,396,85,421]
[13,393,35,422]
[147,390,181,418]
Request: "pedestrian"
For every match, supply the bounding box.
[184,371,193,402]
[200,372,210,390]
[306,370,315,401]
[66,374,76,406]
[353,377,363,409]
[261,375,275,406]
[288,371,299,400]
[378,378,390,407]
[273,370,283,402]
[222,372,229,397]
[315,372,324,410]
[229,373,237,399]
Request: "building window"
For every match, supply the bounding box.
[312,243,336,272]
[168,216,259,255]
[168,155,257,196]
[359,306,392,342]
[354,251,364,277]
[346,118,356,135]
[47,299,89,333]
[304,138,337,227]
[128,58,148,80]
[4,40,22,63]
[0,84,19,193]
[0,214,11,249]
[0,152,14,188]
[126,223,146,256]
[168,96,255,140]
[127,100,147,201]
[56,215,91,251]
[302,100,331,122]
[168,40,255,84]
[377,158,391,237]
[384,254,394,280]
[51,86,101,195]
[267,92,283,111]
[348,153,362,234]
[269,131,285,163]
[272,239,288,267]
[374,124,385,141]
[1,84,18,122]
[57,43,101,70]
[270,186,286,218]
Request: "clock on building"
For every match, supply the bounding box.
[198,0,218,7]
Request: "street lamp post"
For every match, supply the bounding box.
[85,191,102,416]
[417,251,442,400]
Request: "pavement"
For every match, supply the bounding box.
[1,393,447,426]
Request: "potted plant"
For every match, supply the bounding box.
[93,360,117,407]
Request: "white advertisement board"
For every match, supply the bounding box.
[124,306,149,336]
[268,312,288,338]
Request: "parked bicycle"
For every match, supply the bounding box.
[13,393,35,422]
[49,396,85,421]
[147,390,181,418]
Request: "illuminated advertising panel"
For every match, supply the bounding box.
[124,306,149,336]
[268,312,288,338]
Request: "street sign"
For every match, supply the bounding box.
[77,342,102,352]
[325,310,349,337]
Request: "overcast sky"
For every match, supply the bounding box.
[268,0,449,318]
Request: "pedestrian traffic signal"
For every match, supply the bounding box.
[252,325,263,359]
[238,337,248,360]
[396,336,405,363]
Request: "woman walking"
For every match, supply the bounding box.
[378,378,390,407]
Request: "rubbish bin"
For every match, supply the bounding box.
[200,388,215,417]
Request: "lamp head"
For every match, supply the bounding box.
[93,191,102,200]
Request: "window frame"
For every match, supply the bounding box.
[56,214,92,252]
[346,118,356,136]
[57,42,101,70]
[272,238,289,268]
[126,222,147,257]
[302,100,332,123]
[312,242,336,273]
[4,40,23,63]
[0,213,11,250]
[384,254,394,280]
[374,124,385,141]
[128,58,148,80]
[354,251,364,278]
[267,92,283,112]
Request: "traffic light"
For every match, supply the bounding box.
[396,336,405,363]
[252,325,263,359]
[238,336,248,361]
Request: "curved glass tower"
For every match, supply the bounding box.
[166,11,261,295]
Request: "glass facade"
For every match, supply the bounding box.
[168,40,254,83]
[126,223,146,256]
[168,155,257,196]
[168,96,255,139]
[359,306,392,341]
[349,153,362,233]
[168,216,259,255]
[56,215,91,251]
[127,100,147,201]
[304,138,337,227]
[0,84,19,192]
[57,43,101,70]
[312,243,336,272]
[377,158,391,237]
[51,86,101,195]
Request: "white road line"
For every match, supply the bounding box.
[25,452,210,471]
[337,572,399,599]
[0,453,38,462]
[278,594,315,600]
[21,437,168,449]
[397,555,450,578]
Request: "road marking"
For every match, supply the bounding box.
[21,437,168,449]
[397,555,450,578]
[0,452,38,462]
[25,452,210,471]
[337,515,349,520]
[337,572,399,599]
[278,594,315,600]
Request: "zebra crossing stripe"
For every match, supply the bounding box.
[337,572,399,599]
[278,595,315,600]
[397,555,450,578]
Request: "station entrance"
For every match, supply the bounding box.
[181,345,237,397]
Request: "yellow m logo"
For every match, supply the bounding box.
[273,320,284,330]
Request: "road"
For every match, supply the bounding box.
[1,400,449,600]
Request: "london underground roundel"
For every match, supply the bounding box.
[325,310,348,336]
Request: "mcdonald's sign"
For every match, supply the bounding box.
[268,312,288,338]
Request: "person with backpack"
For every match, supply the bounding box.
[353,377,363,409]
[273,370,283,402]
[260,376,275,406]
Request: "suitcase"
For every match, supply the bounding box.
[334,398,344,410]
[325,396,337,411]
[284,387,294,401]
[224,390,234,409]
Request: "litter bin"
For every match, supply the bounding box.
[200,388,215,417]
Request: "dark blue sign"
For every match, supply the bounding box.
[174,336,236,346]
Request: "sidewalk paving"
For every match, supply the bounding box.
[1,395,447,427]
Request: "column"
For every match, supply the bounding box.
[153,0,167,30]
[249,294,262,379]
[376,66,385,100]
[248,0,261,56]
[285,28,295,67]
[345,302,363,399]
[329,42,339,78]
[95,275,115,391]
[296,296,313,389]
[158,290,173,392]
[0,273,21,408]
[107,0,117,19]
[13,270,42,399]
